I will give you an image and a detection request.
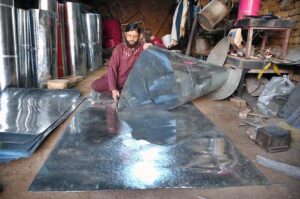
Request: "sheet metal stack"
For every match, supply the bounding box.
[84,13,103,71]
[64,2,87,76]
[0,88,83,164]
[0,0,19,91]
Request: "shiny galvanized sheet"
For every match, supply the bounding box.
[0,88,83,163]
[0,0,19,91]
[29,9,57,87]
[84,13,103,71]
[17,9,33,88]
[38,0,57,13]
[0,88,80,135]
[29,94,266,191]
[118,47,228,111]
[57,3,68,77]
[64,2,87,76]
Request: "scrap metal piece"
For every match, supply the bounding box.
[118,47,228,111]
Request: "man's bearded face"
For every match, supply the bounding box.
[125,30,139,48]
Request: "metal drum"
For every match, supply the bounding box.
[0,0,19,91]
[64,2,87,76]
[84,13,102,71]
[29,9,56,88]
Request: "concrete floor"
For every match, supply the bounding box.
[0,68,300,199]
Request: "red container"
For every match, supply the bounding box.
[237,0,261,20]
[152,38,166,49]
[103,18,122,48]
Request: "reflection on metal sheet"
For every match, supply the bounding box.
[0,88,80,135]
[0,88,83,163]
[0,0,19,91]
[30,95,266,191]
[64,2,87,76]
[118,47,228,111]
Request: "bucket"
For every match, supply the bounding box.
[198,0,229,31]
[237,0,261,20]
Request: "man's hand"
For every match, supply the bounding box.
[143,43,153,50]
[112,90,120,102]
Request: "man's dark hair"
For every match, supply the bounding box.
[125,23,141,34]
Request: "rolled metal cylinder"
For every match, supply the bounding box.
[118,47,229,111]
[84,13,103,71]
[0,0,19,91]
[29,9,56,88]
[17,9,33,88]
[57,3,68,77]
[64,2,87,76]
[38,0,57,13]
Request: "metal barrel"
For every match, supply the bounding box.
[84,13,103,71]
[0,0,19,91]
[64,2,87,76]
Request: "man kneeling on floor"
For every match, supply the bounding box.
[91,23,152,102]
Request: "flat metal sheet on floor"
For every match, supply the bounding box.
[29,94,267,191]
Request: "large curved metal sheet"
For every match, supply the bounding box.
[84,13,103,71]
[0,1,18,91]
[205,67,243,100]
[64,2,87,76]
[118,47,228,111]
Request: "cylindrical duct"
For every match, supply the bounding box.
[64,2,87,77]
[29,9,56,88]
[17,9,33,88]
[0,0,19,91]
[57,3,67,78]
[84,13,102,71]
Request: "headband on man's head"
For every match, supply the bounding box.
[125,23,141,34]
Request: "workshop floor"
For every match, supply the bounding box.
[0,68,299,199]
